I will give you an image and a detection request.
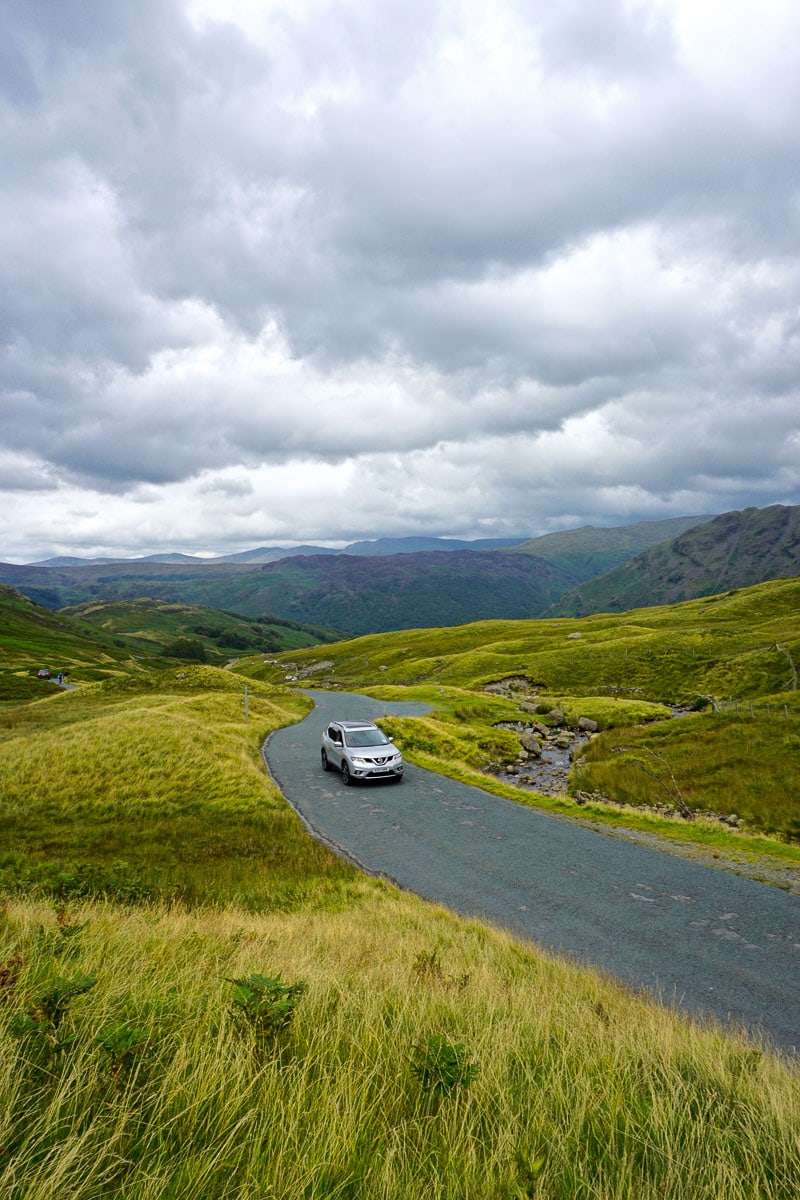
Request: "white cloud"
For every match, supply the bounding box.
[0,0,798,559]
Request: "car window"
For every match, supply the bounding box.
[344,729,390,747]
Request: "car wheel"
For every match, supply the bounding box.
[321,749,329,771]
[341,762,352,786]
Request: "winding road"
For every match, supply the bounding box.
[264,690,799,1054]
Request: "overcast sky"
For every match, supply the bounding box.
[2,0,798,561]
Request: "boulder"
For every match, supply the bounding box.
[577,716,598,733]
[545,708,565,725]
[520,731,543,756]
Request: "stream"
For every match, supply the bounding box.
[488,720,592,795]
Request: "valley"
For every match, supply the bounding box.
[0,563,798,1199]
[1,504,796,637]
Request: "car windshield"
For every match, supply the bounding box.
[344,728,391,747]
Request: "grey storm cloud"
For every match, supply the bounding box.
[0,0,798,558]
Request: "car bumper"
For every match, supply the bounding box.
[351,765,403,779]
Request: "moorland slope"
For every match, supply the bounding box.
[241,576,800,844]
[1,583,798,1196]
[0,588,329,699]
[0,550,578,634]
[6,511,772,634]
[555,503,800,615]
[514,514,709,581]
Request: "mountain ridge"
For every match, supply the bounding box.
[552,503,800,615]
[3,506,797,634]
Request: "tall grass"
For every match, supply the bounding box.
[1,645,798,1196]
[1,893,798,1200]
[0,666,358,910]
[571,700,800,838]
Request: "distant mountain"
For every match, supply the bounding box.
[30,556,120,567]
[23,535,529,568]
[184,536,529,562]
[225,551,576,634]
[341,536,527,555]
[32,553,207,566]
[553,504,800,616]
[12,507,793,635]
[0,551,577,635]
[513,515,710,582]
[135,553,208,564]
[215,544,334,564]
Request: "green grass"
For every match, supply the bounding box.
[233,578,800,866]
[571,698,800,839]
[1,893,798,1200]
[251,577,800,702]
[62,597,327,658]
[1,609,798,1196]
[0,588,329,706]
[0,585,141,695]
[0,666,358,911]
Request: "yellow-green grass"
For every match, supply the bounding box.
[0,585,146,698]
[62,597,325,658]
[231,578,800,866]
[1,892,798,1200]
[251,577,800,703]
[571,697,800,840]
[2,638,798,1196]
[0,666,358,910]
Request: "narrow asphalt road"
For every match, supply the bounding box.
[264,690,799,1054]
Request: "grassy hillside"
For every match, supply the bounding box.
[0,588,325,700]
[254,576,800,702]
[1,664,797,1197]
[514,515,709,581]
[555,503,800,615]
[62,597,328,657]
[238,578,800,847]
[0,666,351,910]
[223,551,577,633]
[0,585,144,699]
[5,506,794,637]
[0,551,578,635]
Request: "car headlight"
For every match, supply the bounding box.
[351,757,368,766]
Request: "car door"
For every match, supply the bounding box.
[326,725,344,768]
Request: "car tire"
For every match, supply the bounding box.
[341,762,352,786]
[321,749,329,771]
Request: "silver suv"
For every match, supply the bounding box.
[321,720,404,785]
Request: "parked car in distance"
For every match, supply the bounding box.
[36,668,51,679]
[321,720,403,785]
